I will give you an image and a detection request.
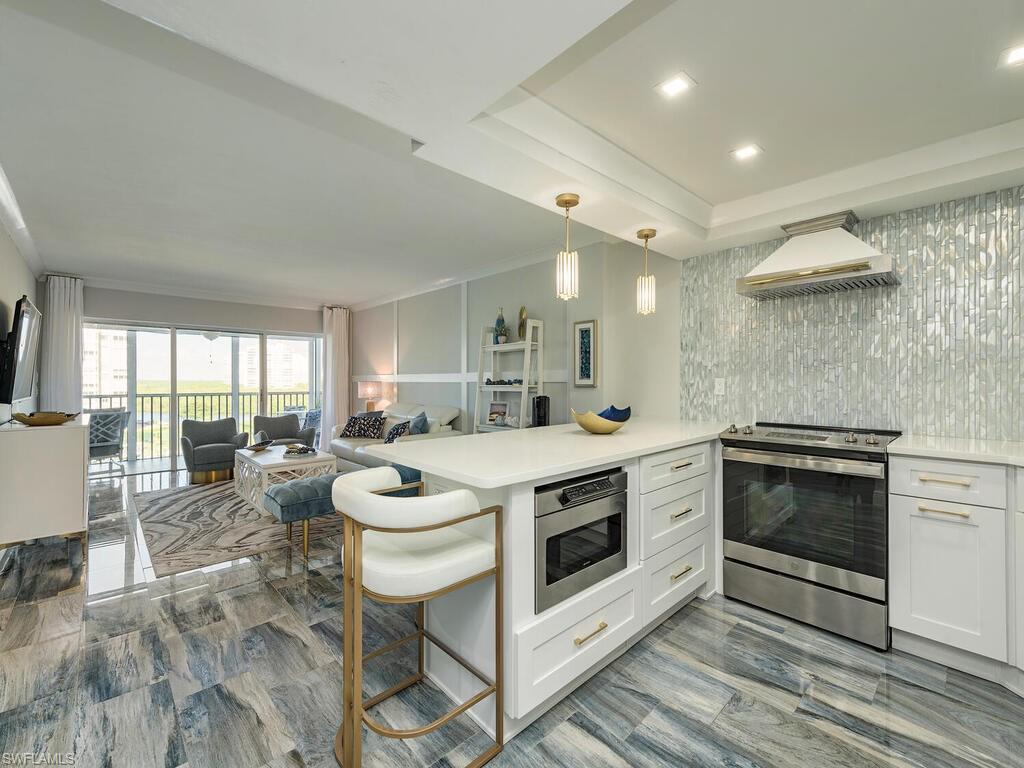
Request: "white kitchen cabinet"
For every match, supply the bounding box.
[642,530,707,625]
[639,473,710,559]
[889,494,1007,661]
[1017,510,1024,674]
[511,566,642,718]
[639,443,710,493]
[889,455,1006,509]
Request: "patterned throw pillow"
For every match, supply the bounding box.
[384,421,411,444]
[340,415,385,439]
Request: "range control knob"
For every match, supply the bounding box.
[742,425,754,435]
[727,424,738,434]
[844,431,858,443]
[865,433,880,446]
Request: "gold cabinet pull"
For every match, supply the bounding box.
[573,620,609,646]
[918,474,972,488]
[670,460,693,471]
[917,504,971,519]
[670,507,693,521]
[671,564,693,581]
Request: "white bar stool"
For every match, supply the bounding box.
[331,467,503,768]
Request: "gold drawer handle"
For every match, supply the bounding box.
[918,474,972,488]
[670,460,693,471]
[671,564,693,581]
[573,620,609,646]
[670,507,694,521]
[918,504,971,519]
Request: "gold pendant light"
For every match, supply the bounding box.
[636,228,656,315]
[555,193,580,300]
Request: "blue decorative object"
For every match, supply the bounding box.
[494,307,507,343]
[598,405,631,423]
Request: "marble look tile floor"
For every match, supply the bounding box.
[0,472,1021,767]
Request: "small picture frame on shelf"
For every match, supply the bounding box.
[487,401,508,425]
[573,319,597,388]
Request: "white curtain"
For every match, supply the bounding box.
[40,275,84,413]
[320,306,351,452]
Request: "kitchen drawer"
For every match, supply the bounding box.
[642,530,707,626]
[639,443,710,494]
[640,473,710,559]
[889,456,1006,509]
[512,566,642,718]
[889,494,1007,661]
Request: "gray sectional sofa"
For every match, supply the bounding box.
[329,402,462,472]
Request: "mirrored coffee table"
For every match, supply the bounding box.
[235,444,337,508]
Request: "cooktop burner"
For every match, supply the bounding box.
[720,421,901,453]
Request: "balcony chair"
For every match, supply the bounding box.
[331,466,503,768]
[253,413,316,448]
[86,408,131,475]
[181,417,248,484]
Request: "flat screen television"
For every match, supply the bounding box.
[0,295,42,405]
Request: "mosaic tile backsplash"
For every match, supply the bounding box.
[680,185,1023,441]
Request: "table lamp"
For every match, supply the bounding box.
[357,381,382,411]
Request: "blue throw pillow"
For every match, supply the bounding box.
[384,421,411,444]
[409,411,429,435]
[356,410,384,418]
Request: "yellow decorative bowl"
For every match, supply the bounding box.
[13,411,79,427]
[571,409,626,435]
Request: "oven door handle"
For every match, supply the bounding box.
[722,447,885,479]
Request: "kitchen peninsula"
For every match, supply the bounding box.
[364,418,725,740]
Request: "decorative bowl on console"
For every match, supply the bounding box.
[571,407,630,435]
[12,411,79,427]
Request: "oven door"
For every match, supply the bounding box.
[722,447,887,600]
[535,492,626,613]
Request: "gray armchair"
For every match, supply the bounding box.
[86,408,131,475]
[253,413,316,448]
[181,417,248,483]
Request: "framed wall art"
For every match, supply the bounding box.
[573,319,597,388]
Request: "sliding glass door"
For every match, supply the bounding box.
[83,323,321,474]
[175,330,261,446]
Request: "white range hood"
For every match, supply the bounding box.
[737,211,897,299]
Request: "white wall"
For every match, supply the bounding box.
[350,241,681,431]
[0,228,37,422]
[83,286,322,335]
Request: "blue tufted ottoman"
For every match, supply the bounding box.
[263,466,422,557]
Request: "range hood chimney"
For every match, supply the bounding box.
[736,211,897,300]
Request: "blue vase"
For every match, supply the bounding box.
[494,307,506,343]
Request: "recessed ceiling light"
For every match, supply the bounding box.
[656,72,695,98]
[731,144,762,161]
[999,44,1024,67]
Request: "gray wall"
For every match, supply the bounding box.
[0,229,37,421]
[83,286,322,335]
[681,185,1024,441]
[351,240,681,431]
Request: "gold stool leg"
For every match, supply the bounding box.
[337,515,355,767]
[286,522,293,541]
[349,524,365,768]
[303,519,310,558]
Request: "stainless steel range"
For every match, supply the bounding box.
[720,422,900,649]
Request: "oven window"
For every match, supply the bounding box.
[545,515,622,586]
[723,460,886,579]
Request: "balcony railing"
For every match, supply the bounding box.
[82,391,315,461]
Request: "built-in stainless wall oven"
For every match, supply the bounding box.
[535,468,627,613]
[721,423,899,649]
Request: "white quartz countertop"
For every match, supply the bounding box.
[888,433,1024,467]
[364,419,727,488]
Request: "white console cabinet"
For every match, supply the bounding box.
[0,419,88,546]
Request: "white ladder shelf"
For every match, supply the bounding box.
[473,319,544,433]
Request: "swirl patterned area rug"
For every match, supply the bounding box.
[133,481,345,577]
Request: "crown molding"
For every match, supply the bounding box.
[81,276,329,312]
